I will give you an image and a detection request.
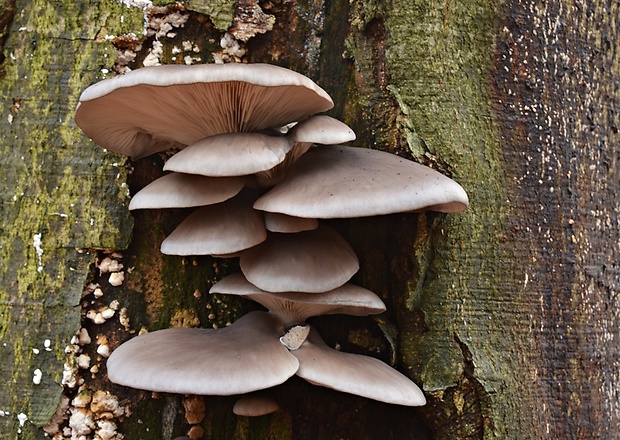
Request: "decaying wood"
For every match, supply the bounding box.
[0,0,617,439]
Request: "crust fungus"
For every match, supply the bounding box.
[75,63,471,414]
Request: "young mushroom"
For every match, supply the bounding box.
[233,393,280,417]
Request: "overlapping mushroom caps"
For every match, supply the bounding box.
[75,63,470,413]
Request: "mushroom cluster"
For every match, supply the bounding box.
[75,63,468,414]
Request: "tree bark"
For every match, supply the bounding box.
[0,0,618,439]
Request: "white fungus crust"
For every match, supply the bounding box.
[74,63,470,411]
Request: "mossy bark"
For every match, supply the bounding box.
[1,0,618,439]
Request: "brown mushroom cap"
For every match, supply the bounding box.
[129,173,247,210]
[163,132,293,177]
[75,64,333,159]
[233,394,280,417]
[106,311,299,395]
[210,272,385,326]
[161,191,265,256]
[292,328,426,406]
[254,145,469,217]
[239,224,359,293]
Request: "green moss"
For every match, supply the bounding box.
[0,0,141,436]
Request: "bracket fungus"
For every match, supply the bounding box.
[75,63,469,416]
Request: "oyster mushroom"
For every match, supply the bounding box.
[106,312,298,395]
[292,328,426,406]
[254,145,469,217]
[75,64,333,159]
[210,272,385,327]
[239,224,359,293]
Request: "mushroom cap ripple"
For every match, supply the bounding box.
[254,145,469,217]
[75,64,334,159]
[239,224,359,293]
[292,328,427,406]
[210,272,385,326]
[106,311,299,395]
[129,173,247,210]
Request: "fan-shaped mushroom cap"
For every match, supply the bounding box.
[129,173,247,210]
[263,212,318,233]
[161,191,265,256]
[254,145,469,217]
[239,225,359,293]
[106,312,299,395]
[163,132,293,177]
[292,329,426,406]
[233,394,280,417]
[210,272,385,326]
[74,64,333,159]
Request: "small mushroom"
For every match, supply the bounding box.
[129,173,247,210]
[106,311,299,395]
[75,64,333,159]
[263,212,318,233]
[161,191,265,256]
[256,115,355,187]
[163,132,294,177]
[254,145,469,218]
[210,272,386,327]
[233,393,280,417]
[239,224,359,293]
[292,328,426,406]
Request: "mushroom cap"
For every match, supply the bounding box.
[254,145,469,218]
[106,311,299,395]
[233,394,280,417]
[129,173,247,210]
[239,224,359,293]
[263,212,318,233]
[163,132,294,177]
[75,64,334,159]
[292,329,426,406]
[210,272,385,326]
[288,115,356,145]
[161,191,266,256]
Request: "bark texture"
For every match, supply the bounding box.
[0,0,618,439]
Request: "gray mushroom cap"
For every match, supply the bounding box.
[292,328,426,406]
[288,115,356,145]
[239,224,359,293]
[129,173,247,210]
[210,272,385,326]
[74,64,333,159]
[106,311,299,395]
[163,132,293,177]
[254,145,469,218]
[161,191,266,256]
[233,394,280,417]
[263,212,318,233]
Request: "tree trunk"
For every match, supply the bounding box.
[0,0,617,439]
